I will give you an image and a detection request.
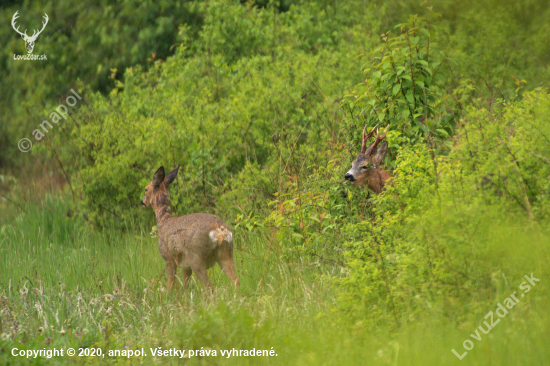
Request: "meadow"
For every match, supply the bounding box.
[1,195,548,365]
[1,0,549,364]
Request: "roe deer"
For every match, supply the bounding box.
[344,124,390,194]
[141,165,239,292]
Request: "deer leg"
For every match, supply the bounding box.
[165,261,176,293]
[189,261,213,293]
[182,268,193,289]
[217,250,240,289]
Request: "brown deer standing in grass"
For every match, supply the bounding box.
[141,165,239,293]
[344,124,391,194]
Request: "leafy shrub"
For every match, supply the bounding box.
[344,6,456,147]
[44,1,385,226]
[0,0,201,166]
[337,89,550,325]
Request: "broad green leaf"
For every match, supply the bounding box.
[436,128,449,137]
[406,91,415,104]
[392,83,401,95]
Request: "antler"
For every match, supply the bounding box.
[360,124,378,153]
[11,11,28,38]
[28,13,48,41]
[11,11,48,41]
[365,125,389,157]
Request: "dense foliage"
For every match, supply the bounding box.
[1,0,549,364]
[339,90,550,324]
[0,0,202,166]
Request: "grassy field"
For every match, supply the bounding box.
[1,0,550,364]
[0,195,548,365]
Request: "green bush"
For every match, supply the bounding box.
[44,0,381,226]
[0,0,200,166]
[344,6,456,149]
[337,89,550,325]
[1,1,550,360]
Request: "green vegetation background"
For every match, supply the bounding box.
[0,0,549,364]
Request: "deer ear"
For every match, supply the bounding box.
[152,166,165,187]
[372,141,388,166]
[164,165,180,186]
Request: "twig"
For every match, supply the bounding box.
[0,193,27,214]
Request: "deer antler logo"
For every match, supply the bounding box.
[11,11,49,54]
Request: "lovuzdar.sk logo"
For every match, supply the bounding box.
[11,10,48,61]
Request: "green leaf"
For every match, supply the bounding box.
[436,129,449,137]
[419,28,430,37]
[406,91,414,104]
[392,83,401,95]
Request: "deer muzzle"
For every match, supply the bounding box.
[344,172,355,182]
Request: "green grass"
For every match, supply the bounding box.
[0,196,548,365]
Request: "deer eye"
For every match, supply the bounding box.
[145,188,148,192]
[361,166,368,170]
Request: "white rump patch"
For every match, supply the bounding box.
[209,226,233,245]
[208,230,217,243]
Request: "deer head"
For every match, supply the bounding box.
[12,11,49,54]
[344,124,390,193]
[141,165,180,208]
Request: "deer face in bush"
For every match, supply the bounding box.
[344,125,389,191]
